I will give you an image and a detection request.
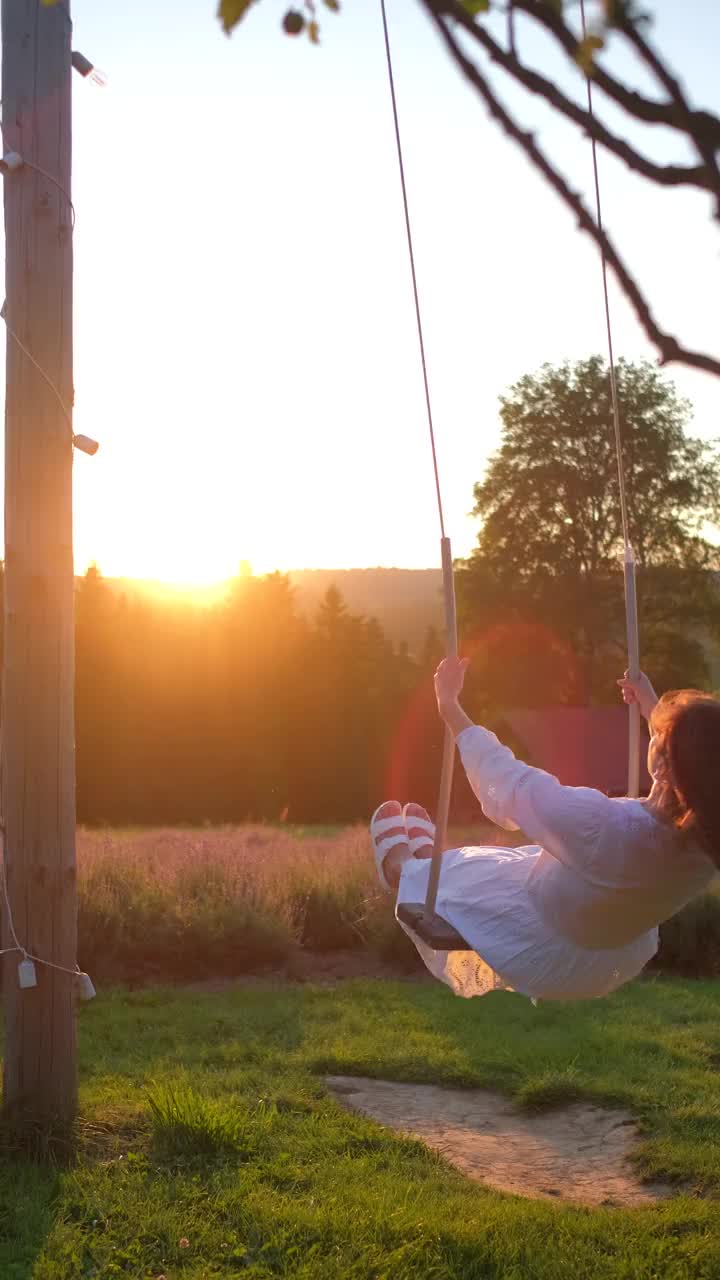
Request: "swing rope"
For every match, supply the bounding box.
[381,0,643,944]
[579,0,641,798]
[379,0,446,541]
[380,0,459,919]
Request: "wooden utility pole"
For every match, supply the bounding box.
[1,0,77,1123]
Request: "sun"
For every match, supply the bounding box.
[73,457,296,587]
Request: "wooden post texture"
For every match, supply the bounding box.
[1,0,77,1123]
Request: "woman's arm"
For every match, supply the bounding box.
[439,700,474,737]
[433,656,613,857]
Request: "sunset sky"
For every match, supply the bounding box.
[5,0,720,583]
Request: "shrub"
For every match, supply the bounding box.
[654,892,720,978]
[294,884,364,951]
[70,824,720,985]
[77,828,297,983]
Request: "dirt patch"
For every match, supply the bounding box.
[180,949,425,994]
[326,1075,673,1208]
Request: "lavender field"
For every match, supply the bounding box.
[76,823,413,984]
[74,822,720,986]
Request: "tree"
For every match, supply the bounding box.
[298,585,413,820]
[75,565,117,822]
[457,357,720,705]
[214,0,720,379]
[222,570,307,819]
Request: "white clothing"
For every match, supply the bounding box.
[396,725,716,1001]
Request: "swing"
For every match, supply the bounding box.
[380,0,642,954]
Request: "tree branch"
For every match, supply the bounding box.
[445,6,712,194]
[610,8,720,214]
[510,0,720,150]
[417,2,720,379]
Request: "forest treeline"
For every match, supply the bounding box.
[75,567,449,825]
[74,356,720,824]
[51,359,720,823]
[74,560,716,826]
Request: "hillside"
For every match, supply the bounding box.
[99,568,445,654]
[288,568,443,652]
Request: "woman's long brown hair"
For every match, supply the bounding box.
[650,690,720,866]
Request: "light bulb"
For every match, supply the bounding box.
[73,434,100,456]
[77,971,96,1001]
[0,151,24,175]
[72,50,108,88]
[18,957,37,989]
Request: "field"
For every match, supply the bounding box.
[4,824,720,1278]
[4,977,720,1279]
[76,825,720,986]
[77,823,411,985]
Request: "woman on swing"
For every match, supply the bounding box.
[371,660,720,1001]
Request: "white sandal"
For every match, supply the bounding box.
[402,803,436,856]
[370,802,408,892]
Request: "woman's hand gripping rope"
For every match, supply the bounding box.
[434,656,473,740]
[617,670,659,722]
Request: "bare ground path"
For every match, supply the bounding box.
[326,1075,674,1208]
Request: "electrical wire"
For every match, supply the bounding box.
[0,117,92,991]
[22,158,76,230]
[1,832,85,981]
[3,319,75,433]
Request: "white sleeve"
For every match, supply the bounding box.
[455,724,614,867]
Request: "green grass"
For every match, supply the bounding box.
[146,1082,257,1161]
[4,976,720,1278]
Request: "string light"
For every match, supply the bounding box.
[73,435,100,456]
[71,50,108,89]
[1,149,76,236]
[0,48,103,1004]
[0,155,98,454]
[1,831,95,1000]
[0,151,23,174]
[1,310,99,456]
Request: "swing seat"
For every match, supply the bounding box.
[396,901,473,951]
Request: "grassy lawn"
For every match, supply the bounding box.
[3,976,720,1279]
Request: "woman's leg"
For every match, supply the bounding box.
[372,801,436,891]
[403,803,435,858]
[372,801,411,890]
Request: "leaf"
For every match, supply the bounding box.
[323,0,341,10]
[217,0,256,36]
[575,33,605,74]
[283,9,305,35]
[461,0,491,14]
[308,19,320,44]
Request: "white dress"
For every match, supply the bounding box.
[396,725,716,1001]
